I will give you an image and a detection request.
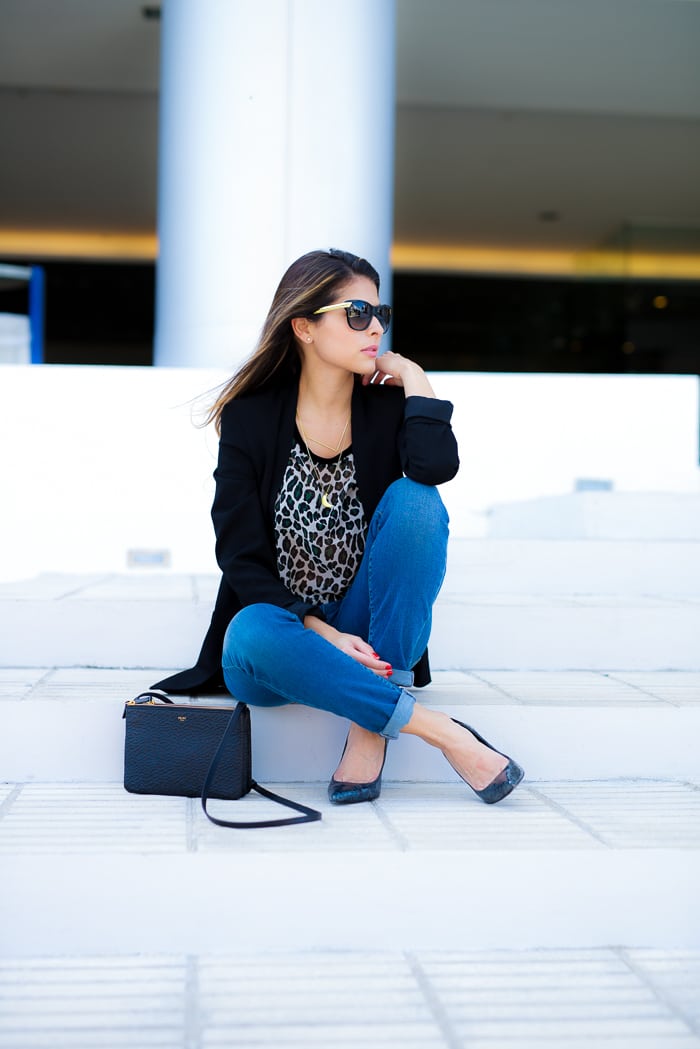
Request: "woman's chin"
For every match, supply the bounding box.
[355,357,378,378]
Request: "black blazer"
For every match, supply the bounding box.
[154,376,459,694]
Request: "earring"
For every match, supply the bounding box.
[307,337,312,343]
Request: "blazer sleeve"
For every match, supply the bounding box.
[399,395,459,485]
[211,400,325,623]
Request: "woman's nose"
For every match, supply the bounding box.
[367,314,383,338]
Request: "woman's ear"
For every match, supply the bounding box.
[291,316,313,343]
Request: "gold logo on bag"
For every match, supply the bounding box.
[177,716,187,722]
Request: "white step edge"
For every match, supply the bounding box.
[443,538,700,594]
[3,700,700,782]
[3,597,700,669]
[3,848,699,955]
[431,600,700,670]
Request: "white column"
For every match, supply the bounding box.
[154,0,395,368]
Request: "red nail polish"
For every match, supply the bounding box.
[372,653,379,658]
[387,669,393,676]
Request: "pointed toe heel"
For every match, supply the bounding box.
[474,757,525,804]
[328,737,388,805]
[450,718,524,805]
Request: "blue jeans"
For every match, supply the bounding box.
[221,478,449,739]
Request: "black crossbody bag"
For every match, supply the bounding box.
[122,691,322,828]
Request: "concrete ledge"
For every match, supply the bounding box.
[3,692,700,782]
[4,846,699,954]
[489,492,700,539]
[2,367,698,576]
[3,592,699,670]
[3,553,699,670]
[431,597,700,671]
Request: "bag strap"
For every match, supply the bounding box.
[132,689,174,704]
[201,702,322,828]
[132,692,322,828]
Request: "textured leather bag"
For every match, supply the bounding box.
[122,690,321,828]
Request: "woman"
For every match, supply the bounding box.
[155,248,523,805]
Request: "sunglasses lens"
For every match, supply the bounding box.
[345,302,392,332]
[346,301,372,331]
[377,306,391,332]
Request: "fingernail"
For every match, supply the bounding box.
[387,669,393,676]
[372,653,380,659]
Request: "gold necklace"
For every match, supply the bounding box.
[297,417,344,511]
[295,413,350,455]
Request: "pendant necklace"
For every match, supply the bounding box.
[295,412,351,455]
[296,416,345,511]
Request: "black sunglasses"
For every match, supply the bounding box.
[313,299,392,333]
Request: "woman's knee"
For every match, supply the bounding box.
[222,603,295,670]
[383,477,449,530]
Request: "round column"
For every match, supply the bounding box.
[154,0,395,368]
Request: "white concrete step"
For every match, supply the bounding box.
[2,778,699,956]
[443,538,700,595]
[2,668,699,784]
[431,596,700,671]
[2,543,700,670]
[5,589,697,670]
[3,669,698,971]
[487,492,700,540]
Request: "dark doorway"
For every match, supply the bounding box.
[1,259,699,374]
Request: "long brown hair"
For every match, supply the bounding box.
[205,249,381,433]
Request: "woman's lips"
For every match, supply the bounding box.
[361,346,378,357]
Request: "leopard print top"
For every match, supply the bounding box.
[274,435,367,603]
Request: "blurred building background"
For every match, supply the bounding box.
[0,0,698,374]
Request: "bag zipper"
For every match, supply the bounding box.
[125,700,237,712]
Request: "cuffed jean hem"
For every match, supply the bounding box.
[388,668,414,687]
[381,687,415,739]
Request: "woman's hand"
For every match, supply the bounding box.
[335,632,393,678]
[304,616,392,678]
[362,351,436,398]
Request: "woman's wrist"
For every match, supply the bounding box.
[398,359,436,399]
[304,614,338,643]
[364,351,435,397]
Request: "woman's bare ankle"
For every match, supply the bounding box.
[334,724,385,783]
[402,706,507,790]
[400,705,454,748]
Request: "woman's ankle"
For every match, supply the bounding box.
[401,707,508,788]
[334,724,386,781]
[400,704,453,748]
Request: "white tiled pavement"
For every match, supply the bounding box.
[2,778,700,856]
[0,949,699,1049]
